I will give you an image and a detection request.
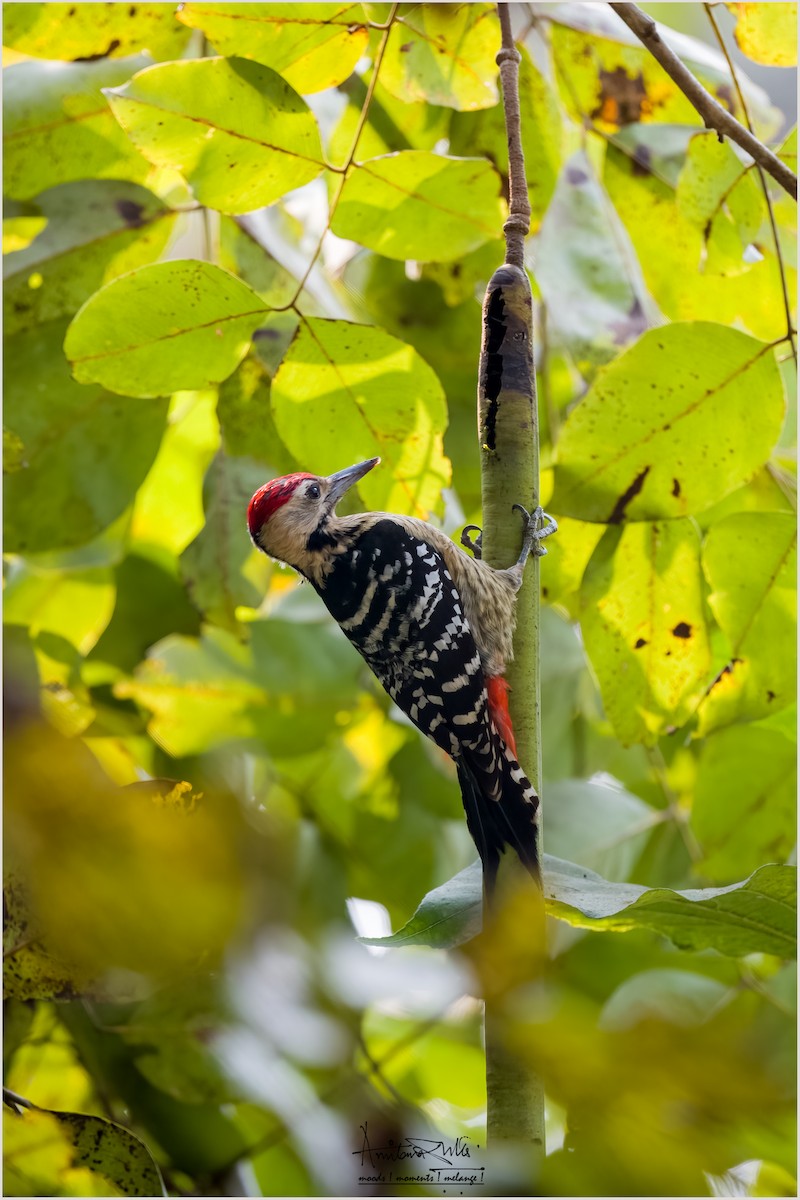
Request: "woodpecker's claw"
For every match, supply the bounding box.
[461,524,483,560]
[513,504,558,563]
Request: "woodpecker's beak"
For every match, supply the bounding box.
[326,457,380,507]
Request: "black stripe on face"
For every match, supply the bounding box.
[307,523,337,552]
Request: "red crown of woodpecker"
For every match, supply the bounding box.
[247,473,315,536]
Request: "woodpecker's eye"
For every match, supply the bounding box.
[307,482,321,500]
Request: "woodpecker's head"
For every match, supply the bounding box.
[248,457,380,577]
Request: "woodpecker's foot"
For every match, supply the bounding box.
[461,524,483,560]
[513,504,558,565]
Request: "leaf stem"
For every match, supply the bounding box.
[702,3,797,365]
[284,4,399,312]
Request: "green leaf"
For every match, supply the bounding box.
[116,620,362,757]
[3,56,152,201]
[177,3,369,92]
[752,1161,798,1197]
[552,324,784,522]
[271,318,451,518]
[692,725,796,881]
[362,857,797,959]
[218,216,295,308]
[130,390,220,555]
[778,124,797,173]
[328,73,451,164]
[676,132,765,274]
[3,213,48,254]
[332,152,504,263]
[216,355,297,470]
[535,150,658,376]
[4,1104,166,1197]
[699,512,796,730]
[381,3,499,111]
[580,521,711,746]
[599,968,731,1029]
[117,978,231,1105]
[105,57,324,214]
[3,1001,35,1074]
[54,1111,166,1197]
[538,514,604,618]
[341,253,483,507]
[179,453,269,631]
[360,859,484,948]
[550,13,782,136]
[544,778,661,881]
[3,180,177,336]
[3,874,88,1001]
[604,145,795,342]
[728,2,798,66]
[3,1,190,61]
[449,43,563,229]
[607,123,697,189]
[90,549,202,675]
[677,131,752,230]
[64,260,267,398]
[4,321,168,554]
[4,563,115,657]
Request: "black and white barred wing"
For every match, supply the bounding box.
[324,519,488,755]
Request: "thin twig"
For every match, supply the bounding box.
[282,4,399,311]
[496,5,531,266]
[609,3,797,199]
[3,1087,36,1114]
[703,3,797,364]
[537,4,689,192]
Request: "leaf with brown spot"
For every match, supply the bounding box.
[550,16,782,135]
[4,180,176,336]
[177,3,368,92]
[4,1105,166,1196]
[2,2,190,61]
[592,66,648,125]
[105,57,324,214]
[552,324,785,522]
[380,4,499,111]
[4,55,153,201]
[580,520,711,745]
[699,512,796,732]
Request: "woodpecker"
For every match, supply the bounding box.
[247,458,556,891]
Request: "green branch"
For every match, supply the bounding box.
[477,5,546,1182]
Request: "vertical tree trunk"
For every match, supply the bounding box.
[479,6,547,1186]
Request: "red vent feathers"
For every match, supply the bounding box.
[247,473,314,537]
[486,674,518,757]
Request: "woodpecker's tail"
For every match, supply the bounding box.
[456,741,540,894]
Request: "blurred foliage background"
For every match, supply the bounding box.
[2,2,797,1196]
